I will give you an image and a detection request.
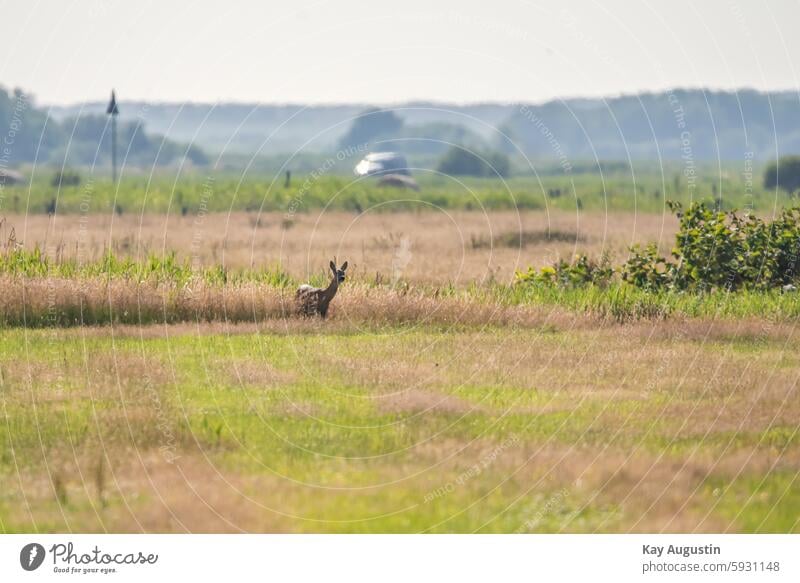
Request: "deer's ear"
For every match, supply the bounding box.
[330,260,336,272]
[341,261,348,270]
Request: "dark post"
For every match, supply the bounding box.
[106,90,120,184]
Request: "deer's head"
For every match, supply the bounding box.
[330,260,348,283]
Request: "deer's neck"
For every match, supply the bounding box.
[321,276,339,303]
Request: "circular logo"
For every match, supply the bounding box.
[19,543,46,571]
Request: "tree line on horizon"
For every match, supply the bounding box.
[0,86,207,171]
[6,86,800,182]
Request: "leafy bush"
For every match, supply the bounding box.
[516,253,613,288]
[620,243,671,291]
[623,201,800,291]
[518,201,800,293]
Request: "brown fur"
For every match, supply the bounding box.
[295,260,347,317]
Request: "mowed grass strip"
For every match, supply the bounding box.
[0,322,798,533]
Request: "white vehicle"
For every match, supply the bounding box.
[354,152,410,177]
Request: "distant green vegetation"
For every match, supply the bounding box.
[0,164,792,215]
[437,145,510,177]
[764,155,800,195]
[0,247,291,288]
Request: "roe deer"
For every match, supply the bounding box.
[296,260,348,317]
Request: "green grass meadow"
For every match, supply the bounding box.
[0,170,798,533]
[1,321,797,533]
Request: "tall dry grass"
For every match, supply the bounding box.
[0,275,572,329]
[4,210,678,284]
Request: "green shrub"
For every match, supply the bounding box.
[623,201,800,291]
[518,201,800,293]
[620,243,672,291]
[515,253,613,288]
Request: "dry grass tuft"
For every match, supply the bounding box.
[471,228,587,249]
[376,389,477,416]
[0,275,578,330]
[331,284,575,329]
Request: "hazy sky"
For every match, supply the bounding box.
[2,0,799,106]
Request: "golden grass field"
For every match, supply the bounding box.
[1,210,798,534]
[7,210,679,283]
